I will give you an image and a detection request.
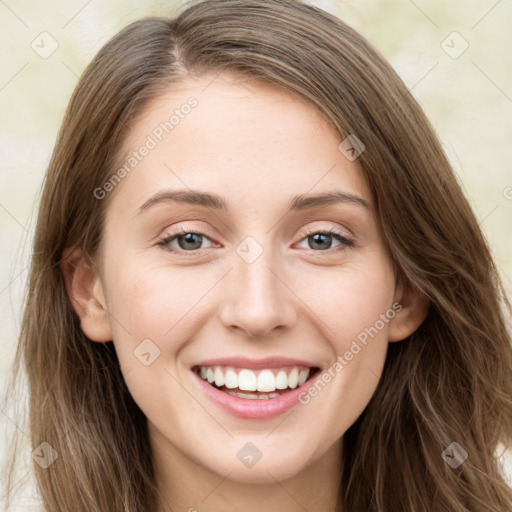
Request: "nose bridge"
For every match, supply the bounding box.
[219,235,296,337]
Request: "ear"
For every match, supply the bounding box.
[60,247,113,343]
[388,279,430,342]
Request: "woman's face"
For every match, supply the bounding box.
[77,74,420,486]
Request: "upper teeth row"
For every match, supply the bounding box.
[198,366,311,392]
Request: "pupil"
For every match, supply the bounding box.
[178,233,202,250]
[310,233,331,250]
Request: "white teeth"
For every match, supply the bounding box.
[257,369,276,392]
[226,390,282,400]
[298,368,309,386]
[214,366,225,387]
[238,369,257,391]
[197,365,312,394]
[288,368,299,389]
[226,390,260,400]
[275,370,288,389]
[224,368,238,389]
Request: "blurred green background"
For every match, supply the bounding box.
[1,0,511,507]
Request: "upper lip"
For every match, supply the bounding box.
[192,356,320,370]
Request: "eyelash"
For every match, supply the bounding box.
[157,226,354,257]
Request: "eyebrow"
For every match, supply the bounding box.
[136,189,370,215]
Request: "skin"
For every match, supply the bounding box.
[63,74,428,512]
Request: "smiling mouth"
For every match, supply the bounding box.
[192,365,321,399]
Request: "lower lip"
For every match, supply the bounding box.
[192,370,319,420]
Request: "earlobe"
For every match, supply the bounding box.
[388,280,430,342]
[60,247,113,343]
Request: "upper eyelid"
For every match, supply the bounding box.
[160,223,352,240]
[300,225,351,238]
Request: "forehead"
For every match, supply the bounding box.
[109,74,371,214]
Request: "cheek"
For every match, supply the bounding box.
[105,260,210,335]
[295,258,395,346]
[293,260,394,433]
[101,258,219,382]
[334,276,394,346]
[100,260,205,419]
[332,267,395,377]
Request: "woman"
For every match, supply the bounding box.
[3,0,511,510]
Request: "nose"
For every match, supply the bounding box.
[219,246,299,339]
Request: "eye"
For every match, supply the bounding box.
[157,227,215,255]
[157,226,354,256]
[295,227,354,253]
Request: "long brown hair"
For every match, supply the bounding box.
[2,0,512,510]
